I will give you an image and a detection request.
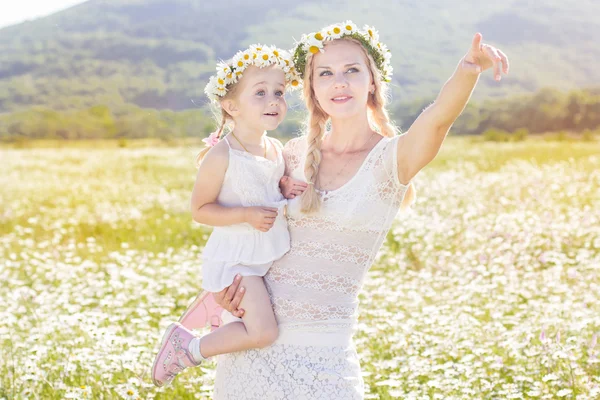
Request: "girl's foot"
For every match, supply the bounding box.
[179,291,223,331]
[151,323,201,387]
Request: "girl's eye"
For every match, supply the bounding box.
[319,70,332,77]
[347,67,359,73]
[275,91,284,97]
[256,90,265,96]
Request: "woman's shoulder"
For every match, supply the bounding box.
[282,135,307,153]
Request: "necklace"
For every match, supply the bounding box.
[317,132,376,191]
[230,131,268,158]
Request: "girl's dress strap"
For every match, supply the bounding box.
[268,136,282,156]
[223,136,232,148]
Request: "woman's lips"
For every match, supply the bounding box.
[331,96,352,103]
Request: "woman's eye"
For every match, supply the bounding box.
[347,67,359,73]
[319,70,332,77]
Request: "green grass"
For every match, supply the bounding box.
[1,137,599,399]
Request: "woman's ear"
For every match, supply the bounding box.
[221,99,239,117]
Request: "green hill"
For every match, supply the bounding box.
[1,0,599,114]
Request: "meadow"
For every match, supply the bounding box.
[1,137,599,399]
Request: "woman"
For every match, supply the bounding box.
[209,22,508,399]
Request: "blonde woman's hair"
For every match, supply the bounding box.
[300,37,416,213]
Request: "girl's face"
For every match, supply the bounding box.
[224,65,288,132]
[311,40,375,119]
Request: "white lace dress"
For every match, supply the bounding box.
[201,137,290,292]
[213,135,409,399]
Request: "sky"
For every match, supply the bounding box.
[0,0,87,29]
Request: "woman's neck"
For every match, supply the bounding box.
[326,112,374,153]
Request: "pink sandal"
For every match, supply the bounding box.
[179,291,223,332]
[151,322,200,387]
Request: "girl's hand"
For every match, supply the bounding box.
[213,275,245,317]
[244,206,278,232]
[279,176,308,199]
[461,33,509,81]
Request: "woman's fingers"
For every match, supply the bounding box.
[471,32,482,53]
[224,275,242,309]
[229,284,246,316]
[483,44,502,81]
[216,276,245,316]
[497,49,509,74]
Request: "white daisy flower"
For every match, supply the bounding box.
[279,59,291,72]
[215,61,230,74]
[215,86,227,97]
[363,25,380,44]
[204,76,218,97]
[327,24,344,39]
[383,48,392,63]
[249,44,266,61]
[255,50,274,68]
[305,36,324,54]
[384,65,394,80]
[232,51,249,69]
[271,47,284,61]
[224,70,237,85]
[342,20,358,34]
[249,44,265,53]
[238,50,253,65]
[288,75,301,89]
[215,71,228,87]
[312,31,326,42]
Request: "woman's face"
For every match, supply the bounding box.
[310,39,374,120]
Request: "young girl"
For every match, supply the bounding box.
[151,44,302,387]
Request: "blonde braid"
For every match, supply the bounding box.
[195,72,245,166]
[300,54,328,213]
[195,110,230,166]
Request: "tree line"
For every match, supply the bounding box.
[1,87,599,143]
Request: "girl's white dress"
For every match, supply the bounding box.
[201,136,290,292]
[213,135,410,399]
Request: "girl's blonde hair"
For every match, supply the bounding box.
[195,82,242,166]
[300,37,416,213]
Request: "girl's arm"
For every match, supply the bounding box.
[396,33,509,184]
[191,140,278,231]
[278,137,308,199]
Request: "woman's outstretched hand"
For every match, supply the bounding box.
[461,33,509,81]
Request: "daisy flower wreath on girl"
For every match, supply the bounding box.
[201,44,301,147]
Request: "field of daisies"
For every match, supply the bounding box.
[1,137,599,399]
